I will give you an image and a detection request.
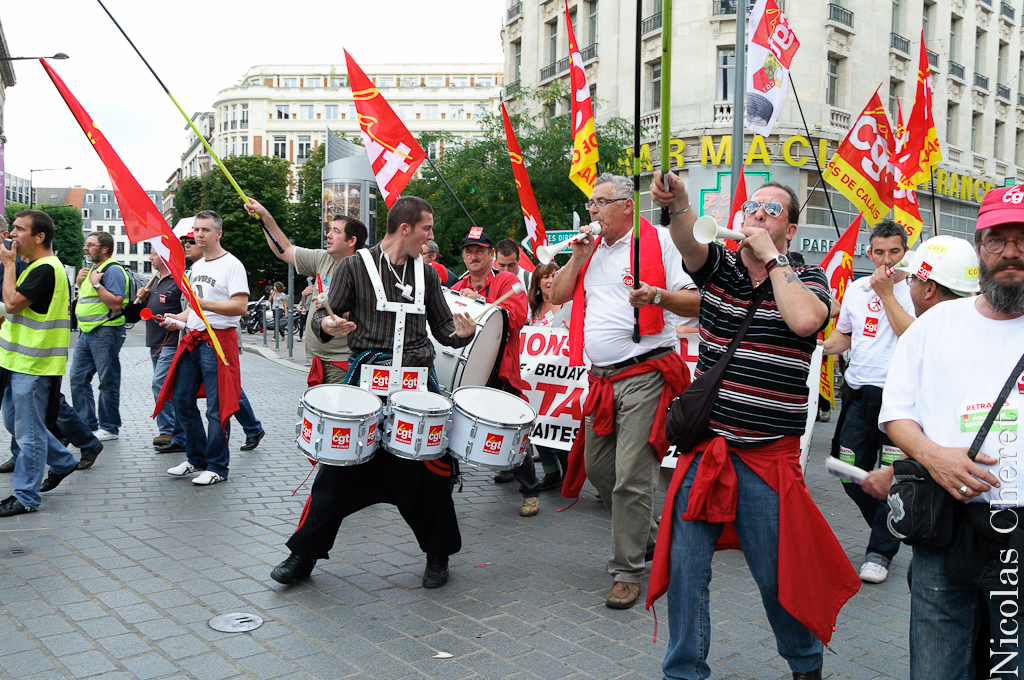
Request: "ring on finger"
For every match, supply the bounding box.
[958,484,969,495]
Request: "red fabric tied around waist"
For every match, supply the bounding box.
[153,328,241,431]
[645,435,861,645]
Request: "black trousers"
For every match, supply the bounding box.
[287,450,462,560]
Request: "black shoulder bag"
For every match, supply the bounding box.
[887,349,1024,549]
[665,285,772,454]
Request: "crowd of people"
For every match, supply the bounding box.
[0,168,1021,679]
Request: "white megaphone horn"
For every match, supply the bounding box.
[692,215,745,245]
[536,223,603,264]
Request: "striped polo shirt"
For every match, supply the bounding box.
[688,243,831,445]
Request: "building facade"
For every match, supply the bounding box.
[501,0,1019,272]
[0,19,15,216]
[4,172,29,205]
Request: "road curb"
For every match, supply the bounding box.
[241,343,308,373]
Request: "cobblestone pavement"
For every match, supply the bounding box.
[0,328,911,679]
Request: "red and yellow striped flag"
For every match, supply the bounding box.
[565,0,599,196]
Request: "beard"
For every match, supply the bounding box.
[979,257,1024,315]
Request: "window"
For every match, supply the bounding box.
[325,105,339,119]
[116,210,121,219]
[805,186,860,231]
[474,104,488,119]
[950,18,960,63]
[82,208,90,218]
[129,243,138,255]
[241,104,248,129]
[297,135,312,164]
[452,76,468,87]
[545,103,556,120]
[143,261,152,274]
[231,104,237,129]
[300,105,314,120]
[401,77,418,87]
[427,141,439,160]
[998,42,1008,84]
[109,225,117,234]
[588,0,598,45]
[651,60,662,110]
[478,77,492,87]
[548,21,558,65]
[104,209,112,219]
[1017,130,1024,166]
[427,76,443,87]
[827,57,840,107]
[922,2,932,42]
[717,47,735,100]
[116,242,125,254]
[241,136,249,155]
[143,242,152,254]
[330,77,345,87]
[424,105,439,120]
[283,78,297,88]
[378,77,393,88]
[971,112,981,151]
[946,103,956,144]
[976,31,984,72]
[569,8,578,45]
[451,106,465,120]
[891,0,900,34]
[513,41,522,82]
[150,195,157,203]
[231,136,237,155]
[349,104,358,120]
[86,194,94,203]
[995,121,1004,159]
[224,138,228,157]
[128,261,138,272]
[277,105,290,119]
[399,105,414,119]
[100,194,108,203]
[888,80,901,121]
[274,136,287,159]
[308,76,321,87]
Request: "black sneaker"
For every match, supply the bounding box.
[0,495,37,517]
[538,472,562,491]
[422,554,449,588]
[492,470,515,484]
[270,553,316,584]
[241,430,265,451]
[154,441,186,454]
[40,468,75,493]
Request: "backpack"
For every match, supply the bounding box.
[110,264,150,323]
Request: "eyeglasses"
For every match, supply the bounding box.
[981,236,1024,254]
[586,197,628,210]
[181,238,196,245]
[741,200,785,217]
[905,275,918,286]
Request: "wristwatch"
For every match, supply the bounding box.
[652,287,662,305]
[764,253,789,275]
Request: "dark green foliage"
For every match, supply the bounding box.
[5,202,84,268]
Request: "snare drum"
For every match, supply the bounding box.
[448,386,537,471]
[429,290,508,397]
[383,390,453,460]
[296,385,382,466]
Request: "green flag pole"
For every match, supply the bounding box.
[632,0,642,344]
[659,0,673,227]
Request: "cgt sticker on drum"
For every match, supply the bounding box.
[449,386,537,471]
[383,390,452,461]
[483,433,504,454]
[427,424,444,447]
[301,418,313,444]
[331,427,351,450]
[395,420,414,445]
[296,384,382,466]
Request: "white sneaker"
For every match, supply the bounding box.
[192,471,225,485]
[859,562,889,583]
[93,429,119,441]
[167,461,198,476]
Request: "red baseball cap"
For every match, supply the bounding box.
[976,185,1024,230]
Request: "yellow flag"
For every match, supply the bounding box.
[565,0,599,195]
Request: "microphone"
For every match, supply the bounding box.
[536,223,603,264]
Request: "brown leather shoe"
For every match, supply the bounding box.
[76,444,103,471]
[793,665,822,680]
[0,459,14,474]
[605,581,641,609]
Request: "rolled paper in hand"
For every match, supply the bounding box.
[536,223,603,264]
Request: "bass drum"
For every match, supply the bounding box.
[429,289,508,397]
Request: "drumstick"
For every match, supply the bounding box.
[448,282,526,337]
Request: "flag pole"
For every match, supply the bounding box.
[95,0,284,253]
[659,0,673,227]
[787,72,842,239]
[929,172,939,238]
[425,155,478,228]
[631,0,642,344]
[729,0,745,198]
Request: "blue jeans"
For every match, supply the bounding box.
[172,340,231,477]
[70,326,126,434]
[3,373,79,510]
[151,346,184,444]
[664,451,822,679]
[910,543,1023,679]
[234,388,262,438]
[6,394,99,468]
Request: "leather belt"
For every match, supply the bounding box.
[604,347,674,372]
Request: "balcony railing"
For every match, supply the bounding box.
[974,72,990,90]
[642,12,663,34]
[890,32,910,54]
[979,0,992,6]
[1018,92,1024,107]
[949,60,966,79]
[240,121,248,129]
[540,55,571,81]
[580,42,598,61]
[230,120,237,129]
[540,62,557,81]
[502,80,521,99]
[927,49,939,68]
[948,147,962,164]
[827,3,854,28]
[830,107,851,129]
[1001,1,1014,19]
[714,102,733,123]
[711,0,782,15]
[640,111,661,130]
[997,82,1011,100]
[507,2,522,21]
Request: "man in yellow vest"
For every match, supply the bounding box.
[71,232,128,442]
[0,210,80,517]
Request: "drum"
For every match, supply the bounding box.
[429,290,508,397]
[383,390,453,460]
[448,386,537,471]
[295,385,382,466]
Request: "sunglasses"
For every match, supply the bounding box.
[181,238,196,245]
[741,200,785,217]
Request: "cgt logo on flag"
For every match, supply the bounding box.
[483,433,504,454]
[864,317,879,338]
[372,368,390,392]
[402,371,419,390]
[301,418,312,443]
[332,428,351,450]
[395,420,413,445]
[427,425,444,448]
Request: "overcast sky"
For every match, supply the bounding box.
[2,0,506,193]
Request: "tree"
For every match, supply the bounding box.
[291,143,327,250]
[172,175,202,226]
[387,85,632,270]
[5,203,85,268]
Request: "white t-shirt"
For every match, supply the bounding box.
[836,278,916,388]
[185,252,249,331]
[582,225,696,366]
[879,296,1024,507]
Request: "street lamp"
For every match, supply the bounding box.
[0,53,69,61]
[29,167,72,207]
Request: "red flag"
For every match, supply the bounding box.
[897,31,942,190]
[893,102,924,247]
[725,165,748,251]
[501,103,547,257]
[815,214,861,407]
[824,88,895,225]
[345,50,427,208]
[40,60,226,363]
[565,0,599,195]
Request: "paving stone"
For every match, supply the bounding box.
[119,653,180,680]
[59,650,117,678]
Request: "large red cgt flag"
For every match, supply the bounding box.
[501,103,547,258]
[565,0,599,196]
[897,31,942,190]
[345,49,427,208]
[39,59,226,363]
[893,102,925,248]
[824,87,895,225]
[816,214,861,407]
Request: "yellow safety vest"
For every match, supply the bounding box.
[76,258,128,333]
[0,255,71,376]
